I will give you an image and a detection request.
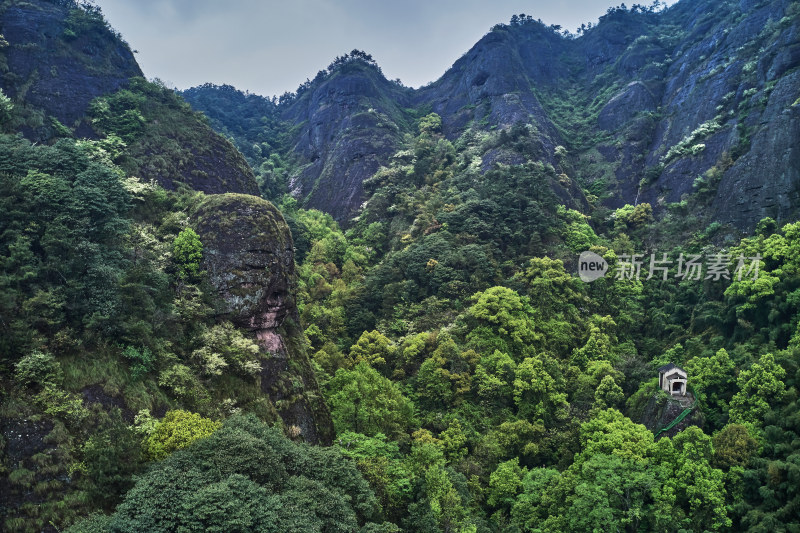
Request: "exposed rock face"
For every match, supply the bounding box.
[628,0,800,229]
[281,63,413,225]
[194,193,293,344]
[219,0,798,231]
[0,417,57,518]
[167,133,260,196]
[0,0,259,196]
[712,70,800,226]
[0,0,142,138]
[193,193,333,444]
[116,95,261,197]
[415,24,567,145]
[598,82,658,132]
[640,392,703,439]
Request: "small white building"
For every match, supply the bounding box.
[658,363,687,396]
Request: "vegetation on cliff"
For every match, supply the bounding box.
[1,0,800,531]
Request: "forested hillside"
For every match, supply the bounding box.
[1,0,799,531]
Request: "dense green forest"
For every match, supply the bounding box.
[1,0,800,531]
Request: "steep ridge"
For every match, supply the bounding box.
[585,0,800,228]
[0,0,259,195]
[186,0,799,231]
[280,57,415,223]
[414,20,572,145]
[416,0,800,230]
[0,0,141,139]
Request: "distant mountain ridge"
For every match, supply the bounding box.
[185,0,800,231]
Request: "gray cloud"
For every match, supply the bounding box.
[93,0,678,97]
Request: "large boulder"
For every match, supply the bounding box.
[194,193,294,339]
[193,193,333,444]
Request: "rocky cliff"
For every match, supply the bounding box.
[0,0,259,195]
[281,60,415,224]
[192,193,333,444]
[0,0,141,139]
[187,0,799,230]
[592,0,800,228]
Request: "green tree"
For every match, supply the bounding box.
[464,286,540,360]
[421,465,469,531]
[565,453,658,533]
[192,321,261,376]
[335,432,412,521]
[418,113,442,135]
[712,423,759,469]
[577,409,653,464]
[474,350,516,406]
[510,468,561,531]
[686,348,736,427]
[172,227,203,280]
[514,256,587,357]
[666,427,732,530]
[513,354,568,422]
[70,415,382,532]
[82,411,144,510]
[571,315,619,368]
[440,419,468,464]
[593,374,625,410]
[729,353,786,425]
[0,87,13,126]
[327,363,415,438]
[14,350,63,389]
[488,458,526,510]
[349,329,396,372]
[417,354,455,407]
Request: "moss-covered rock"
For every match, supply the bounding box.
[88,78,260,195]
[193,193,333,444]
[0,0,142,140]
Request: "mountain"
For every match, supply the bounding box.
[0,0,258,195]
[2,0,800,531]
[184,56,418,223]
[185,0,800,231]
[0,0,141,138]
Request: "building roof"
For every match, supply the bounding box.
[658,363,686,374]
[665,371,685,381]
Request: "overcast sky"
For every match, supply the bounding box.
[92,0,678,98]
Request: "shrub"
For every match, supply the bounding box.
[144,409,221,460]
[0,87,12,125]
[82,413,144,509]
[418,113,442,134]
[122,345,155,380]
[172,227,203,280]
[14,350,63,389]
[191,322,261,376]
[158,364,210,407]
[34,387,90,426]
